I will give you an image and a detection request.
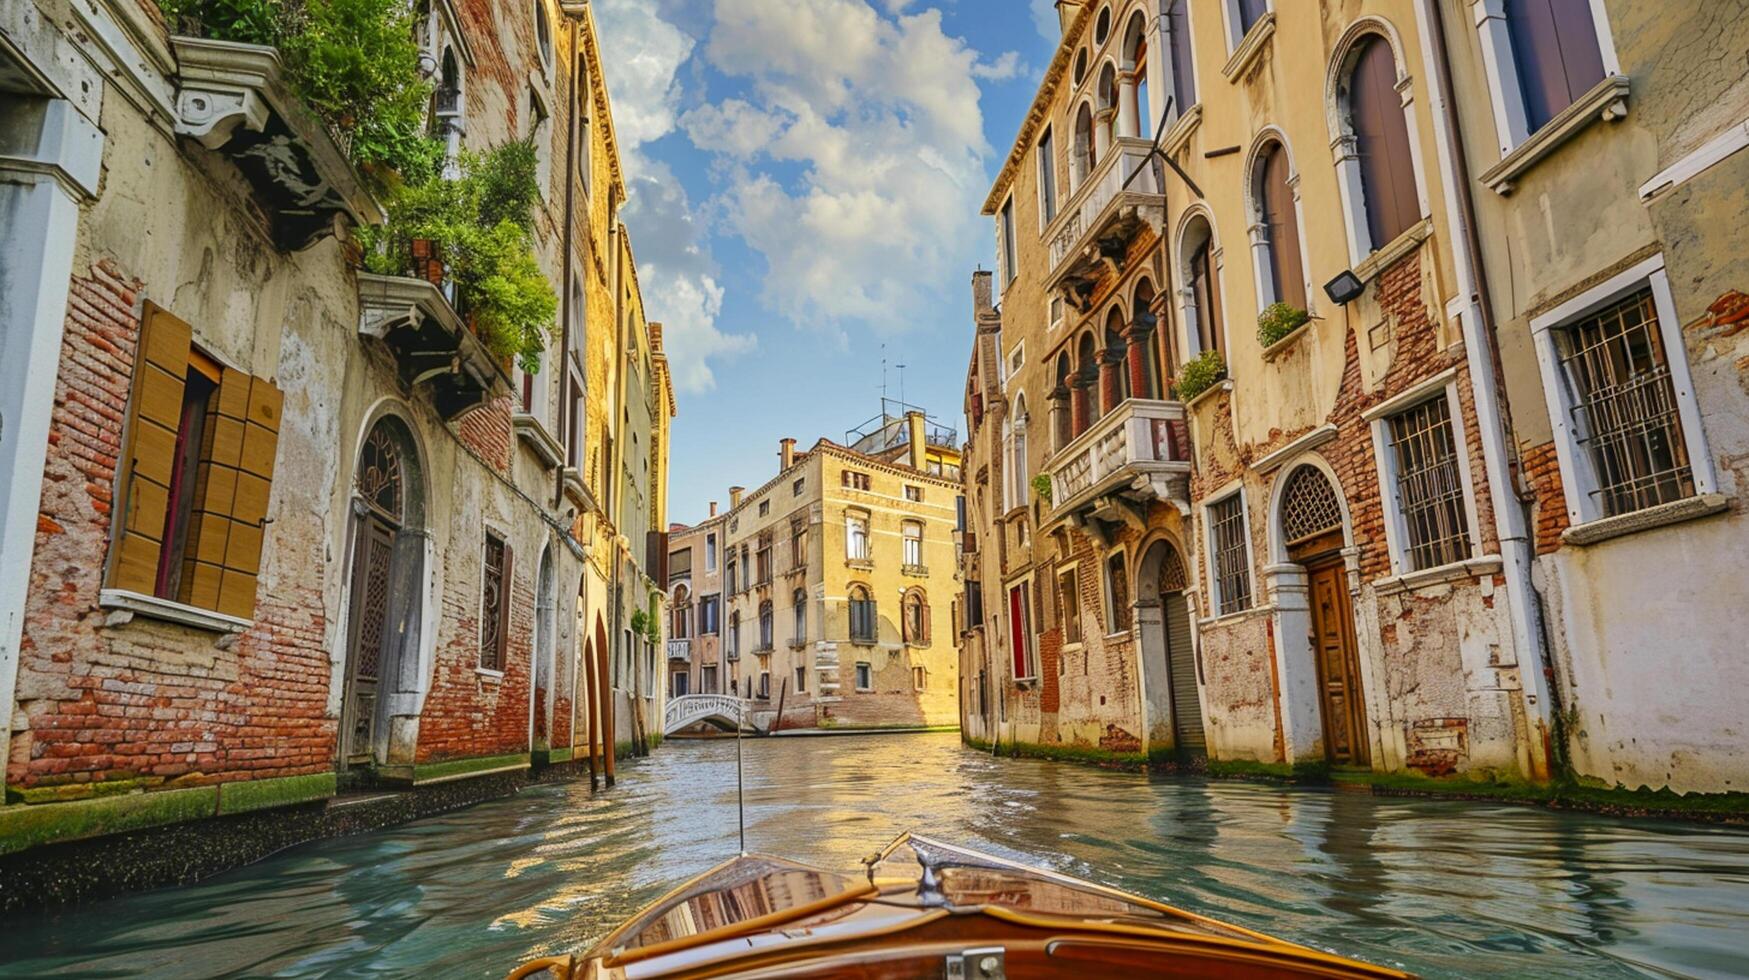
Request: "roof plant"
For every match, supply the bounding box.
[358,139,558,372]
[158,0,444,182]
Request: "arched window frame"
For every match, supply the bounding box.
[758,599,773,651]
[1325,19,1430,267]
[902,588,931,647]
[1007,396,1029,511]
[1120,9,1150,140]
[1471,0,1620,154]
[1243,129,1312,316]
[671,583,690,639]
[1051,352,1075,451]
[532,0,553,73]
[1130,277,1162,399]
[848,583,877,645]
[1072,100,1098,190]
[1096,60,1120,147]
[1103,305,1130,405]
[1074,330,1101,432]
[792,587,807,643]
[1173,206,1229,363]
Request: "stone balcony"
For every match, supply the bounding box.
[357,273,513,421]
[1044,136,1164,302]
[667,638,691,662]
[1046,398,1191,535]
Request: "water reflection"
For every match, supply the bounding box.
[2,733,1746,979]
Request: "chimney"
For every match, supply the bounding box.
[972,269,993,315]
[779,437,796,472]
[709,501,718,518]
[906,411,927,472]
[729,486,744,510]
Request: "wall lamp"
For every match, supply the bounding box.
[1324,270,1365,306]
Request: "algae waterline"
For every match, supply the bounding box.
[3,732,1747,978]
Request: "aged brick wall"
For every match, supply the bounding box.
[415,542,534,762]
[1520,442,1569,555]
[11,261,335,797]
[456,396,513,473]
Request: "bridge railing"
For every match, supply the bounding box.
[663,693,754,735]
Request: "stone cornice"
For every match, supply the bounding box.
[982,6,1092,216]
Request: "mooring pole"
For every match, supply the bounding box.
[736,699,747,856]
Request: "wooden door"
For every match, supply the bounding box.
[341,516,395,767]
[1164,591,1205,751]
[1307,559,1369,767]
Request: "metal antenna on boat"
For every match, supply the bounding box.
[736,698,747,856]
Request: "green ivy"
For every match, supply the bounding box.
[1257,301,1310,349]
[357,140,557,371]
[1175,349,1227,402]
[159,0,443,182]
[1030,473,1053,503]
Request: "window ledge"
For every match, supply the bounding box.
[475,667,505,682]
[512,412,563,470]
[1375,555,1502,596]
[1182,378,1234,413]
[1161,103,1204,159]
[1480,74,1631,196]
[1221,13,1276,83]
[1562,493,1730,547]
[901,563,929,577]
[99,589,252,634]
[1198,604,1270,628]
[1354,217,1432,283]
[1260,319,1313,362]
[1061,640,1084,653]
[846,558,875,570]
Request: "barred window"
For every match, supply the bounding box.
[1209,494,1251,615]
[1554,288,1695,518]
[480,532,510,670]
[1386,396,1472,571]
[849,584,877,644]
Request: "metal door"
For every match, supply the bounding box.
[341,516,395,766]
[1164,591,1204,751]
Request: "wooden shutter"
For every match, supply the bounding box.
[217,375,282,617]
[1261,144,1307,310]
[112,304,193,595]
[1507,0,1606,130]
[1168,0,1197,111]
[1351,39,1418,249]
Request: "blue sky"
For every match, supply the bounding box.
[593,0,1063,526]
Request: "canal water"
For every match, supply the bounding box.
[4,732,1747,978]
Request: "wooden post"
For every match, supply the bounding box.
[772,679,789,735]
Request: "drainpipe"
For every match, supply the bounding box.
[1412,0,1557,780]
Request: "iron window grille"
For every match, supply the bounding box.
[1210,494,1251,615]
[1554,288,1695,518]
[479,533,508,670]
[1386,396,1472,571]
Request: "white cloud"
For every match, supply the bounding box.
[972,50,1025,81]
[593,0,755,393]
[696,0,1009,332]
[1030,0,1058,41]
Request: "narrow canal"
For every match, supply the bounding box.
[5,733,1747,978]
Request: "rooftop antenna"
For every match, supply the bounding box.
[879,344,889,408]
[897,361,908,417]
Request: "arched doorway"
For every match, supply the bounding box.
[1278,464,1368,767]
[532,545,555,749]
[342,414,427,769]
[1137,539,1203,755]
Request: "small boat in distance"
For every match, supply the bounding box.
[507,832,1411,978]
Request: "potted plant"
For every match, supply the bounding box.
[1175,349,1227,402]
[1257,301,1310,350]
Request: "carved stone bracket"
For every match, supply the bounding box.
[357,273,512,422]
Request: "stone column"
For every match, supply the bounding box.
[1117,72,1139,140]
[1264,563,1326,765]
[1068,373,1091,437]
[0,86,103,778]
[1048,385,1071,452]
[1100,345,1126,413]
[1094,108,1116,162]
[1125,319,1156,399]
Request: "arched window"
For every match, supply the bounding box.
[1008,396,1029,510]
[758,600,773,650]
[1132,279,1161,398]
[1073,102,1096,188]
[533,0,552,68]
[1073,48,1088,88]
[1252,138,1307,312]
[1179,214,1225,360]
[1124,11,1150,139]
[1075,331,1100,432]
[1093,5,1111,46]
[1053,353,1074,450]
[792,587,807,642]
[1097,63,1119,145]
[672,583,690,639]
[1342,36,1418,252]
[848,584,877,644]
[903,590,930,646]
[1104,306,1129,406]
[433,48,464,173]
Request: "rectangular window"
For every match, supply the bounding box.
[758,671,770,699]
[705,533,718,571]
[846,513,870,561]
[1000,197,1018,285]
[913,666,926,691]
[480,532,511,670]
[1105,553,1132,633]
[849,590,878,644]
[793,477,805,496]
[1167,0,1197,111]
[109,304,282,620]
[756,532,773,584]
[1058,566,1082,645]
[758,499,769,517]
[1037,126,1058,225]
[701,665,717,693]
[1386,396,1473,571]
[791,522,806,567]
[795,666,806,693]
[1008,582,1036,680]
[1506,0,1607,131]
[855,662,872,691]
[1048,296,1065,332]
[905,484,922,502]
[1553,287,1695,518]
[700,594,720,634]
[903,522,923,567]
[1209,494,1252,615]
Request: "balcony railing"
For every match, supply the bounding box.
[1048,398,1191,523]
[667,638,691,661]
[1044,136,1163,289]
